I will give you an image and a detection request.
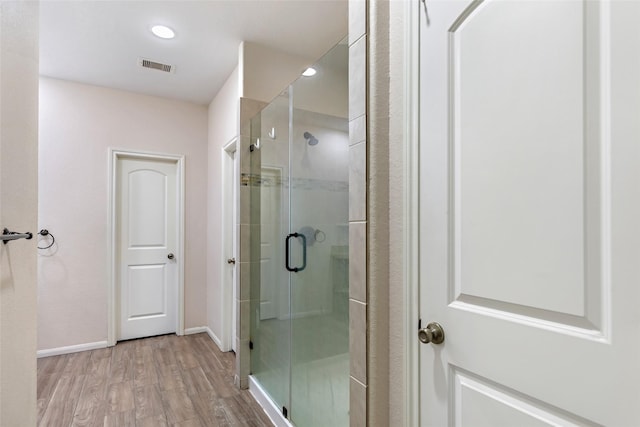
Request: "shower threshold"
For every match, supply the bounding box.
[249,352,350,427]
[249,375,294,427]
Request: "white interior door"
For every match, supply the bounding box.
[259,167,282,320]
[231,149,238,352]
[118,157,178,341]
[223,142,238,352]
[419,0,640,425]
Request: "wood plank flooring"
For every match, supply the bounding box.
[37,333,274,427]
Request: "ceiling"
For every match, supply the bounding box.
[39,1,348,105]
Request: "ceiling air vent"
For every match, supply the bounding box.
[138,58,175,74]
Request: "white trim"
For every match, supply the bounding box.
[37,341,109,358]
[207,327,223,349]
[404,0,421,425]
[107,148,186,346]
[249,375,295,427]
[221,138,238,353]
[184,326,209,335]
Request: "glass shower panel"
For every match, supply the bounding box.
[249,92,291,413]
[289,41,350,427]
[249,39,349,426]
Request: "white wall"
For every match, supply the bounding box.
[36,38,331,352]
[293,43,349,118]
[0,2,39,424]
[206,66,240,342]
[242,41,313,104]
[38,78,208,351]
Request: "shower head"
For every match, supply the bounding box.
[304,131,319,146]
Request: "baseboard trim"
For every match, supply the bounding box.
[184,326,224,351]
[249,375,294,427]
[206,328,223,349]
[37,341,109,358]
[184,326,208,335]
[38,327,225,358]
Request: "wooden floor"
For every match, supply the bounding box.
[37,333,274,427]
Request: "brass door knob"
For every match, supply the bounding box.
[418,322,445,345]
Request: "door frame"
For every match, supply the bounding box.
[221,138,238,352]
[107,148,186,346]
[404,0,421,425]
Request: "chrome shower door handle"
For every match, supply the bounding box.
[285,233,307,273]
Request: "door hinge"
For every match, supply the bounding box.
[249,340,253,350]
[282,406,288,418]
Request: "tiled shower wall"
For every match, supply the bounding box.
[236,97,268,389]
[348,0,368,426]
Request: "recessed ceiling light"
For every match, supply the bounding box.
[302,67,317,77]
[151,25,175,39]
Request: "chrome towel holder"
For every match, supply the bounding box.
[1,228,33,244]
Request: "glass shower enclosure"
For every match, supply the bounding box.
[249,41,349,426]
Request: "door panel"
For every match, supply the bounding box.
[127,265,167,317]
[450,0,599,322]
[419,0,640,425]
[452,369,589,427]
[118,157,177,340]
[128,170,167,247]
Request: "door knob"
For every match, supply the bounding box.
[227,258,236,265]
[167,253,175,260]
[418,322,445,345]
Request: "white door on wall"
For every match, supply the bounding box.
[118,157,178,341]
[418,0,640,425]
[223,142,238,352]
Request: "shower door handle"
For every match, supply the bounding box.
[285,233,307,273]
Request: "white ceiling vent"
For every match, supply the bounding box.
[138,58,175,74]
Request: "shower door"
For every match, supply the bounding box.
[250,92,292,415]
[288,44,349,426]
[250,41,349,427]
